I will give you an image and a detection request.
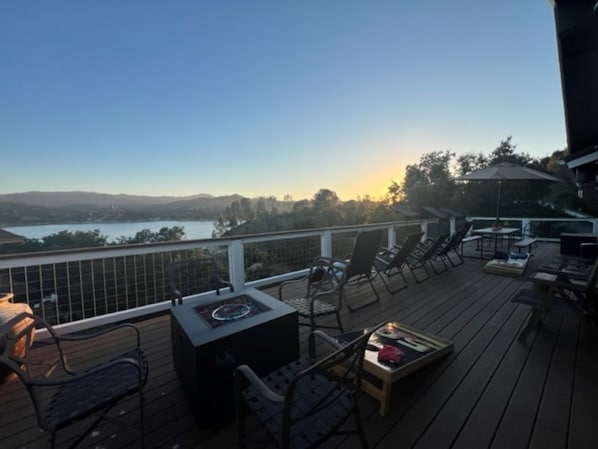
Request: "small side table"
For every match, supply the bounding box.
[336,322,453,415]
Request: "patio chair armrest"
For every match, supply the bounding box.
[410,245,426,256]
[58,323,142,348]
[535,267,589,281]
[314,256,346,266]
[378,247,398,257]
[171,288,184,305]
[311,256,349,281]
[278,274,309,298]
[549,255,595,266]
[212,274,234,292]
[307,329,344,360]
[310,329,343,350]
[234,364,285,402]
[530,272,588,292]
[27,351,147,387]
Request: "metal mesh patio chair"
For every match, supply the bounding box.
[234,321,383,449]
[0,312,148,449]
[168,255,233,306]
[279,256,345,334]
[278,230,382,333]
[512,257,598,341]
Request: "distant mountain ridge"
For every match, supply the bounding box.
[0,191,215,209]
[0,191,246,226]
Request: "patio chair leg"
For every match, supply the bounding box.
[352,404,369,449]
[344,279,380,311]
[430,258,448,274]
[139,389,145,449]
[410,265,430,283]
[446,250,464,267]
[379,272,408,294]
[235,374,248,449]
[335,310,344,333]
[518,308,544,343]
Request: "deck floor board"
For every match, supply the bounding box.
[2,242,597,449]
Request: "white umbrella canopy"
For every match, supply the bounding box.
[455,162,562,182]
[455,162,562,224]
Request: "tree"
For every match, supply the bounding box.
[230,200,241,222]
[312,189,339,211]
[312,189,341,226]
[115,226,186,244]
[255,197,268,218]
[292,199,311,213]
[240,197,254,221]
[342,199,370,225]
[386,181,402,204]
[488,136,532,166]
[266,196,278,215]
[455,152,487,176]
[42,230,108,250]
[402,150,455,207]
[282,194,294,212]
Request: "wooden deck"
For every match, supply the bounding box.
[2,242,598,449]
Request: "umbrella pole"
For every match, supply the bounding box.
[495,180,502,226]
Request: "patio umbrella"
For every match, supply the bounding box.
[455,162,562,224]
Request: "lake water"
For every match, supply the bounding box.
[4,220,216,242]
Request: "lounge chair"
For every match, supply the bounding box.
[406,233,450,282]
[430,221,473,268]
[326,229,383,311]
[373,231,424,293]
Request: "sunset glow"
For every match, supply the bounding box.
[1,1,565,201]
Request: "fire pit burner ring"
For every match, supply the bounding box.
[211,303,251,321]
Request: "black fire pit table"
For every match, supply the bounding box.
[170,287,299,427]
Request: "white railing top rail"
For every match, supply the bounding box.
[0,219,435,269]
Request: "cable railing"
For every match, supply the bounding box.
[1,215,595,334]
[0,220,435,333]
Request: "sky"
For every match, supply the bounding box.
[1,1,567,202]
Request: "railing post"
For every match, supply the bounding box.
[521,218,531,236]
[449,217,456,235]
[321,230,333,257]
[228,240,246,291]
[421,221,429,241]
[388,224,397,248]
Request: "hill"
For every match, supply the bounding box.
[0,191,244,226]
[0,191,214,209]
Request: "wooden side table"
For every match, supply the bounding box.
[337,322,453,415]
